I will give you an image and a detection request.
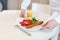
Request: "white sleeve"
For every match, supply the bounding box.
[55,14,60,23]
[21,0,31,10]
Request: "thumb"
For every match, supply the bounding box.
[40,22,48,30]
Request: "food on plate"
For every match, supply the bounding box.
[27,10,32,17]
[19,19,33,26]
[25,21,43,28]
[32,17,39,23]
[19,17,43,28]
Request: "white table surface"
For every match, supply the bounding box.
[0,10,59,40]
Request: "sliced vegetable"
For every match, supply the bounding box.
[32,17,39,23]
[19,19,33,26]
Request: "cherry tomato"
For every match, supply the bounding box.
[19,22,26,26]
[23,20,32,26]
[19,19,32,26]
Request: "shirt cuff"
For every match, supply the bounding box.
[55,14,60,23]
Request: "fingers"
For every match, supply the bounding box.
[20,9,26,18]
[41,22,57,30]
[41,21,54,29]
[41,22,48,29]
[42,22,48,27]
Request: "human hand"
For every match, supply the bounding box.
[20,9,26,18]
[41,19,59,29]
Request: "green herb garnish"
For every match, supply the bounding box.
[32,17,39,23]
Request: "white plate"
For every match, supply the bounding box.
[16,18,42,32]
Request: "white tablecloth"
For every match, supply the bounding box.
[0,10,59,40]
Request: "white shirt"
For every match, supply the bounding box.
[50,0,60,11]
[55,14,60,23]
[21,0,31,10]
[50,0,60,23]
